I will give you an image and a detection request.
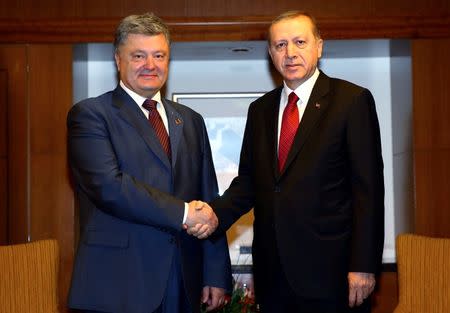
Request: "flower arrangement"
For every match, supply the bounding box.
[201,285,259,313]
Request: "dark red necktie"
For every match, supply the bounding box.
[143,99,171,160]
[278,92,299,172]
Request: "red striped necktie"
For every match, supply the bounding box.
[278,92,299,172]
[143,99,171,160]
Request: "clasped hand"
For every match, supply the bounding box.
[183,200,218,239]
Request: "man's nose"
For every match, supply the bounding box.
[286,43,297,58]
[144,56,155,68]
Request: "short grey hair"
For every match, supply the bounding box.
[114,12,170,53]
[268,11,321,43]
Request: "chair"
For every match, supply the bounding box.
[0,239,59,313]
[394,234,450,313]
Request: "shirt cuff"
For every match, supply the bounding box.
[182,202,188,224]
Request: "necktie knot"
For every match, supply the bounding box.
[287,92,299,107]
[143,99,158,111]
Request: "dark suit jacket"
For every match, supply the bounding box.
[212,71,384,301]
[67,86,231,313]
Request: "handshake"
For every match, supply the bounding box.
[183,200,218,239]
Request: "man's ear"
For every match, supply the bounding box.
[317,39,324,59]
[268,46,273,61]
[114,52,120,72]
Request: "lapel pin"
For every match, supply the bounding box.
[175,118,182,125]
[315,103,321,109]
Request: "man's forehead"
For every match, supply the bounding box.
[270,18,314,40]
[119,34,169,50]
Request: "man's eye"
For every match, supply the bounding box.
[133,54,145,59]
[296,40,306,46]
[275,42,286,50]
[155,54,166,60]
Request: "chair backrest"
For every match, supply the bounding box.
[395,234,450,313]
[0,239,59,313]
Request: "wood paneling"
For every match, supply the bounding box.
[1,0,449,19]
[413,39,450,151]
[0,44,74,312]
[0,16,449,43]
[0,45,29,243]
[372,272,399,313]
[27,44,74,313]
[412,39,450,238]
[0,0,449,42]
[0,71,7,245]
[414,150,450,237]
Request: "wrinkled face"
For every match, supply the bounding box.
[115,33,169,98]
[268,16,323,90]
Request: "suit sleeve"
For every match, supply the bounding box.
[197,120,232,291]
[346,89,385,274]
[67,101,185,231]
[210,103,256,235]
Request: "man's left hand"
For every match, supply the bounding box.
[201,286,227,312]
[348,272,375,307]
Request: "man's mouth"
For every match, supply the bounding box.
[139,73,158,79]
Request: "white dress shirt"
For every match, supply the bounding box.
[277,68,320,152]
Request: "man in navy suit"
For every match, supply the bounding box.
[189,10,384,313]
[67,13,231,313]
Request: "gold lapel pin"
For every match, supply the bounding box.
[175,118,182,125]
[315,103,321,109]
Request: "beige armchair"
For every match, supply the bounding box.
[0,239,59,313]
[394,234,450,313]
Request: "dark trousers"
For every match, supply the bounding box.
[257,265,371,313]
[153,246,192,313]
[254,235,370,313]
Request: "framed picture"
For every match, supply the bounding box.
[172,92,265,268]
[172,92,264,193]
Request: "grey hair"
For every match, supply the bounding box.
[268,11,321,43]
[114,12,170,53]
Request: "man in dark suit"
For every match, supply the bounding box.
[189,10,384,313]
[67,13,231,313]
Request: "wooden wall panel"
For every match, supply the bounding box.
[369,0,449,17]
[0,45,29,243]
[372,272,398,313]
[413,38,450,237]
[27,44,74,313]
[414,150,450,237]
[1,0,449,19]
[1,0,449,42]
[413,39,450,151]
[0,158,6,245]
[0,71,7,245]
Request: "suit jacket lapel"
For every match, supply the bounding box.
[112,86,171,170]
[263,87,283,181]
[162,99,183,167]
[281,72,331,176]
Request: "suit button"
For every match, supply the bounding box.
[274,186,280,193]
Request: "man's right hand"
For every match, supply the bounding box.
[184,200,218,239]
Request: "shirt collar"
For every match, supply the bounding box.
[282,68,320,104]
[120,81,162,107]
